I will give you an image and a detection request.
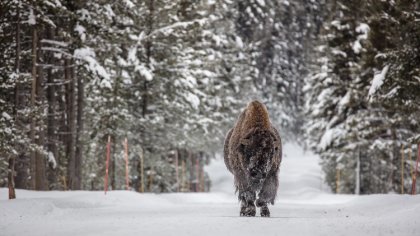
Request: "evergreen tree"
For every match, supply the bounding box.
[305,0,420,194]
[305,0,370,194]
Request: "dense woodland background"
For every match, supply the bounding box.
[0,0,419,196]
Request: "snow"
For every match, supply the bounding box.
[4,127,12,134]
[28,8,36,25]
[320,128,344,150]
[47,151,57,169]
[127,47,137,63]
[184,76,197,89]
[184,92,200,109]
[352,40,362,54]
[331,49,347,58]
[103,4,115,19]
[41,39,69,47]
[100,78,112,89]
[256,0,266,7]
[368,65,390,98]
[135,65,153,81]
[2,143,420,236]
[144,19,207,40]
[78,9,91,21]
[2,111,12,120]
[123,0,135,8]
[73,47,110,81]
[338,91,351,107]
[235,36,244,48]
[356,23,370,39]
[353,23,370,54]
[44,0,62,8]
[74,24,86,42]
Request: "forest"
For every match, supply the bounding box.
[0,0,419,198]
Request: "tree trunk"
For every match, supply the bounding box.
[58,69,68,189]
[74,67,84,190]
[8,157,16,199]
[111,141,116,190]
[35,30,47,190]
[142,0,155,118]
[355,148,361,195]
[66,58,76,190]
[30,16,37,190]
[9,3,21,199]
[46,26,58,189]
[109,65,121,190]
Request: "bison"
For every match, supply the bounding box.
[224,100,282,217]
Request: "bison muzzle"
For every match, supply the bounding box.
[224,100,282,217]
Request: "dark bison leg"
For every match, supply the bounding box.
[256,172,279,217]
[239,189,256,217]
[256,200,270,217]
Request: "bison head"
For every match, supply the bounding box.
[238,127,280,188]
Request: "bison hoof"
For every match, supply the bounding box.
[240,206,256,217]
[260,206,270,217]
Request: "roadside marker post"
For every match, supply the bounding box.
[104,136,111,195]
[401,145,404,194]
[412,143,420,195]
[175,150,179,192]
[124,138,129,190]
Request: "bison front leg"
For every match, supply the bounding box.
[256,173,279,217]
[239,189,256,217]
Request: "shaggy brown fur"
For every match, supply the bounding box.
[224,101,282,217]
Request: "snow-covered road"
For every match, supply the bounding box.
[1,144,419,236]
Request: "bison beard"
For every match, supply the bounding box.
[224,100,282,217]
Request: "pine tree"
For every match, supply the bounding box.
[363,0,420,193]
[305,0,370,194]
[305,0,420,194]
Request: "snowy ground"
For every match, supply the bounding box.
[1,143,420,236]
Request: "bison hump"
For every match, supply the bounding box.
[242,100,271,131]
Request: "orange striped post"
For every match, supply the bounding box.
[62,176,67,191]
[181,159,186,192]
[412,144,420,195]
[200,164,205,192]
[401,144,404,194]
[148,166,154,192]
[336,168,340,194]
[124,138,129,190]
[175,150,179,192]
[139,149,144,193]
[189,152,193,191]
[409,148,413,182]
[104,136,111,195]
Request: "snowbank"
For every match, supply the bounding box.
[1,143,419,236]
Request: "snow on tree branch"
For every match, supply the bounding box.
[73,47,110,81]
[368,65,389,99]
[140,19,207,41]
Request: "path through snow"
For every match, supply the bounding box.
[1,143,419,236]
